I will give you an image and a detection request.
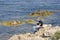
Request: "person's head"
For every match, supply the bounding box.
[38,20,43,26]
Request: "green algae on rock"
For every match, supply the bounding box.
[2,20,25,27]
[25,19,36,24]
[29,10,53,17]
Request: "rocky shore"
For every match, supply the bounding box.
[9,24,60,40]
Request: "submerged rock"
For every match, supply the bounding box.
[29,10,53,17]
[2,20,25,26]
[25,19,36,24]
[0,19,36,27]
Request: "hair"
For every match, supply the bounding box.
[38,20,43,26]
[37,23,39,25]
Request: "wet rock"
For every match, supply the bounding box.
[2,20,25,26]
[29,10,53,17]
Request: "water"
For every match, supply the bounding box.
[0,0,60,39]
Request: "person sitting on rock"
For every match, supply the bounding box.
[33,23,42,33]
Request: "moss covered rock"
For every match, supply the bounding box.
[29,10,53,17]
[25,19,35,24]
[2,21,25,26]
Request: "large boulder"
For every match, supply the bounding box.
[9,24,60,40]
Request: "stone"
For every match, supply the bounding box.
[9,24,60,40]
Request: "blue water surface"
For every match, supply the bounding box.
[0,0,60,34]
